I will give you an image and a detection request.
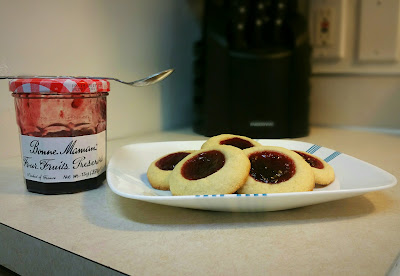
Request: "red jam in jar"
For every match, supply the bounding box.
[10,78,109,194]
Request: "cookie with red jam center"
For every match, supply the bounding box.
[147,150,195,190]
[169,145,250,196]
[201,134,261,150]
[294,150,335,185]
[237,146,315,194]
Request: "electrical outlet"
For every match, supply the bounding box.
[310,0,345,60]
[311,0,400,74]
[314,7,334,46]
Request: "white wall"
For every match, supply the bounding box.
[0,0,202,158]
[309,0,400,133]
[310,75,400,130]
[1,0,398,160]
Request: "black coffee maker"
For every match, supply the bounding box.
[193,0,311,138]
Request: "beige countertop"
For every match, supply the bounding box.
[0,127,399,275]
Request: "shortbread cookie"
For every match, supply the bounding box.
[237,146,315,194]
[293,151,335,185]
[147,150,195,190]
[201,134,262,150]
[169,145,250,196]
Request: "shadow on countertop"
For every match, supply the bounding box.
[81,182,393,232]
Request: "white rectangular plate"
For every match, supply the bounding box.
[106,140,397,212]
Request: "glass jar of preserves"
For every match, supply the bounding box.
[10,78,109,194]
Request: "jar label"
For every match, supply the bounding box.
[20,131,106,183]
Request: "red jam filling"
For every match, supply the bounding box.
[249,151,296,184]
[220,137,254,149]
[181,150,225,180]
[294,151,324,169]
[156,152,191,171]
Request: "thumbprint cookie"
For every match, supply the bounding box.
[201,134,261,150]
[147,150,195,190]
[293,151,335,185]
[237,146,315,194]
[169,145,251,196]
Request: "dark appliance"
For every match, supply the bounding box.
[193,0,311,138]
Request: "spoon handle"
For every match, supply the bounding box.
[0,69,174,87]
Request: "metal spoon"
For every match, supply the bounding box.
[0,68,174,87]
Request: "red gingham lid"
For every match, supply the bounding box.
[9,78,110,93]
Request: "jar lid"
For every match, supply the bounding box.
[9,78,110,93]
